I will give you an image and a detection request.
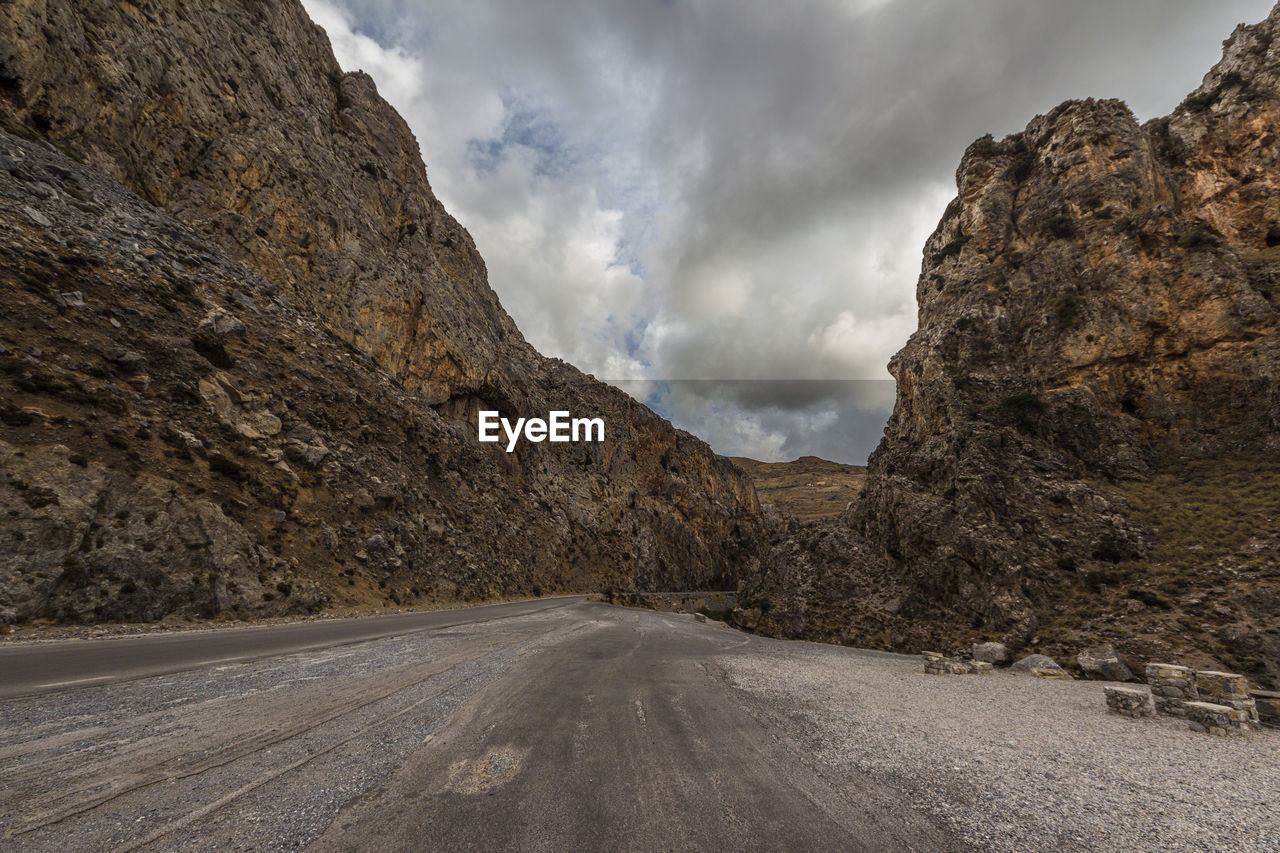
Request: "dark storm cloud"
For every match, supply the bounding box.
[614,380,898,463]
[305,0,1274,462]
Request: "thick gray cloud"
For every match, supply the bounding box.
[303,0,1273,462]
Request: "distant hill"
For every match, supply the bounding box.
[730,457,866,520]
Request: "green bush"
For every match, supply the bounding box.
[1007,149,1036,183]
[208,453,243,479]
[1126,588,1171,609]
[1093,533,1130,563]
[1001,246,1026,267]
[997,392,1047,427]
[1176,222,1221,249]
[936,232,971,260]
[1045,214,1077,240]
[1182,72,1247,113]
[1183,90,1218,112]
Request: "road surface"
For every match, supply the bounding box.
[0,597,581,700]
[0,599,968,851]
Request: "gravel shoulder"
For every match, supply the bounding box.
[719,641,1280,852]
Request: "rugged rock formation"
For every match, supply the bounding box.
[728,456,866,520]
[741,6,1280,688]
[1,0,510,404]
[0,1,759,625]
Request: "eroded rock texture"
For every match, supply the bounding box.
[741,6,1280,687]
[0,1,759,624]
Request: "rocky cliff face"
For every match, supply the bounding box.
[740,6,1280,687]
[0,0,759,625]
[1,0,512,404]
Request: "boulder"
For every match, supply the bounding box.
[198,308,247,337]
[1076,645,1133,682]
[197,372,282,440]
[284,439,330,468]
[1010,654,1073,680]
[104,348,147,373]
[23,204,53,228]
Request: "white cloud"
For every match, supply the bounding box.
[301,0,1275,462]
[304,0,650,377]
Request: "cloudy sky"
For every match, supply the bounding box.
[302,0,1272,463]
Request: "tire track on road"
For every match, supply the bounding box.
[5,647,494,838]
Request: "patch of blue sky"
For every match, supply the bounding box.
[465,137,505,175]
[465,93,577,180]
[608,212,655,278]
[639,382,674,420]
[622,317,649,361]
[334,0,435,52]
[596,162,661,259]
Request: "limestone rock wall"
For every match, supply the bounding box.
[739,4,1280,687]
[0,1,760,624]
[1,0,512,403]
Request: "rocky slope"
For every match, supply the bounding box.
[0,0,759,626]
[729,457,865,521]
[739,6,1280,688]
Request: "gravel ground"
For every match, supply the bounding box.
[720,642,1280,852]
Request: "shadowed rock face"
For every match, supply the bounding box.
[0,0,528,403]
[0,0,759,624]
[740,5,1280,687]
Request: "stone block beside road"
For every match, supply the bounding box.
[1145,663,1198,717]
[1104,686,1155,718]
[1184,701,1254,737]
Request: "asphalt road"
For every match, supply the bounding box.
[1,599,968,852]
[0,597,583,699]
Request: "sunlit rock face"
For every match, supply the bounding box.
[740,5,1280,689]
[0,0,760,624]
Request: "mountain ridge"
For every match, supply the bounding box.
[737,3,1280,688]
[728,456,866,521]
